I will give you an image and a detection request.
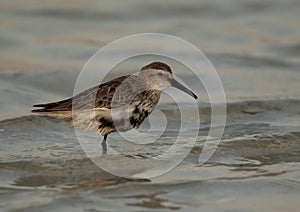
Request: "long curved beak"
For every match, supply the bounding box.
[171,79,198,99]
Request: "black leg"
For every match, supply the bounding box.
[102,134,108,154]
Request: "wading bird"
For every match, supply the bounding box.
[32,62,197,153]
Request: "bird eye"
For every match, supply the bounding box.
[158,72,164,76]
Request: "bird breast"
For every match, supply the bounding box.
[112,90,161,131]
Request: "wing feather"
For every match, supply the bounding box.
[32,75,130,113]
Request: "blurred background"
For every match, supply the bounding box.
[1,0,300,118]
[0,0,300,211]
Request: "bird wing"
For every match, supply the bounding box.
[72,75,146,135]
[32,75,130,113]
[32,75,145,135]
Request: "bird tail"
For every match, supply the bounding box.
[32,98,72,113]
[32,98,73,120]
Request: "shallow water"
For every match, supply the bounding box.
[1,0,300,211]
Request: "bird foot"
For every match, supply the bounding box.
[102,140,107,154]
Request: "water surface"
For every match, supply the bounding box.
[1,0,300,211]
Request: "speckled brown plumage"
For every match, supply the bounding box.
[141,61,172,74]
[32,61,197,153]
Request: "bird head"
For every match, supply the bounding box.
[140,62,198,99]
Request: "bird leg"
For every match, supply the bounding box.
[102,134,108,154]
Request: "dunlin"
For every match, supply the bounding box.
[32,62,197,153]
